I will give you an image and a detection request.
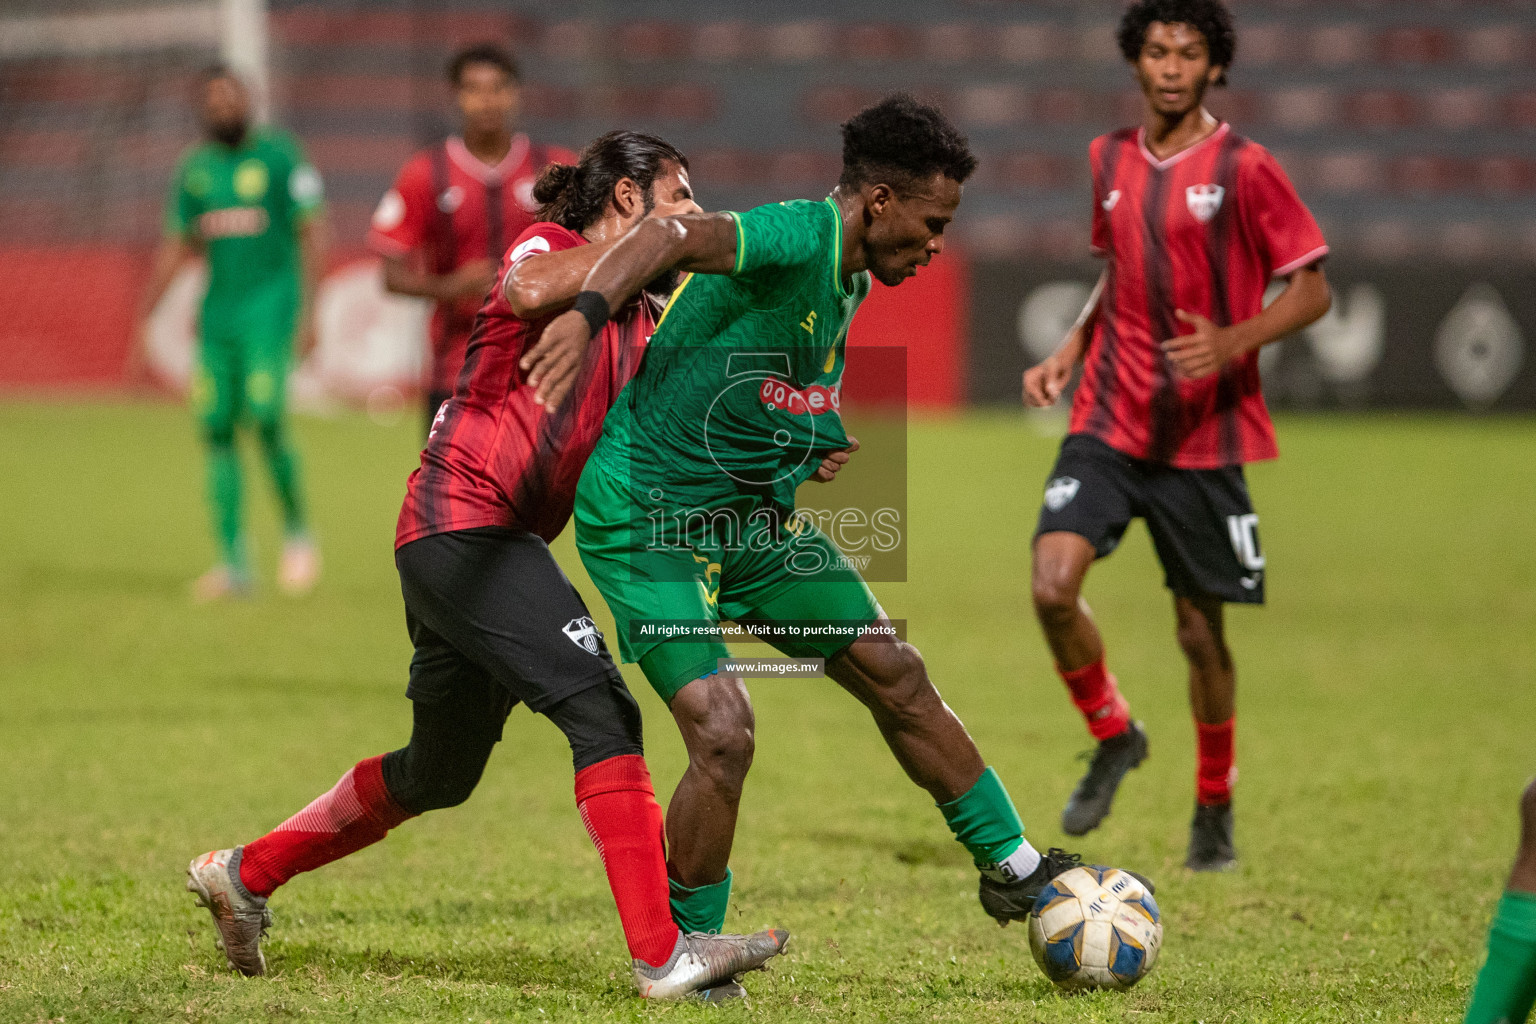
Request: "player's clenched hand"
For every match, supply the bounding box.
[520,309,592,408]
[810,435,860,483]
[1023,352,1073,407]
[1163,310,1233,380]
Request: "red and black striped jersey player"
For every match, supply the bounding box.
[1021,0,1332,871]
[184,132,789,1000]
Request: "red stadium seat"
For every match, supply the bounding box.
[765,21,836,62]
[841,23,915,62]
[692,22,758,63]
[616,22,690,62]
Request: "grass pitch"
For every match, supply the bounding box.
[0,401,1531,1023]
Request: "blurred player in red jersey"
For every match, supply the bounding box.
[186,132,789,1000]
[1021,0,1332,870]
[368,43,576,435]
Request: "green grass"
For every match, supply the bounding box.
[0,401,1532,1023]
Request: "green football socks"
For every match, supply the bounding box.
[1466,889,1536,1024]
[207,443,248,573]
[938,767,1040,880]
[259,424,307,536]
[669,869,732,935]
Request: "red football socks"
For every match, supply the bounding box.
[239,755,415,898]
[1196,717,1236,805]
[1057,657,1132,741]
[575,755,680,968]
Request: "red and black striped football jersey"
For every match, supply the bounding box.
[395,222,656,548]
[1071,122,1328,468]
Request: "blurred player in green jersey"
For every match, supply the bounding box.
[136,66,325,601]
[523,96,1153,956]
[1465,778,1536,1024]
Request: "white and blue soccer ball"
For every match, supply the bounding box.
[1027,865,1162,991]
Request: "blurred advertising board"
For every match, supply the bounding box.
[969,261,1536,412]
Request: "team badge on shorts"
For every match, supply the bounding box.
[1044,476,1081,512]
[562,616,603,655]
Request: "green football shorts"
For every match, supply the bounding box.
[575,459,882,704]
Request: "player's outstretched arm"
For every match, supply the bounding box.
[1162,263,1331,380]
[1023,270,1105,407]
[503,238,622,319]
[295,216,328,359]
[382,254,499,304]
[129,235,200,385]
[520,213,739,407]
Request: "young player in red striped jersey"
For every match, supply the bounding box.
[1021,0,1332,870]
[369,44,576,435]
[186,133,789,999]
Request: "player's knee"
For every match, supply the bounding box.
[202,418,236,449]
[868,641,937,721]
[1031,571,1080,627]
[548,679,646,772]
[252,411,284,450]
[686,703,754,797]
[1174,611,1227,670]
[1520,778,1536,828]
[380,745,483,814]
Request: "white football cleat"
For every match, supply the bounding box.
[277,536,320,596]
[186,847,271,976]
[633,929,789,1000]
[191,565,252,604]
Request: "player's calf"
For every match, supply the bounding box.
[829,632,985,803]
[1510,777,1536,893]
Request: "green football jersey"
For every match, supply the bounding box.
[166,127,323,317]
[591,197,871,515]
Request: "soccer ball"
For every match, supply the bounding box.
[1027,865,1163,991]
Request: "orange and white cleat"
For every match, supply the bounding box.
[186,847,272,976]
[277,536,321,596]
[191,565,252,604]
[633,929,789,1000]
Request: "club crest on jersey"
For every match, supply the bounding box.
[438,185,464,213]
[1044,476,1081,512]
[1186,184,1225,224]
[562,616,602,655]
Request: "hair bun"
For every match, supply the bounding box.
[532,162,579,205]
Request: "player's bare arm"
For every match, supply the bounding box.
[1162,262,1331,380]
[130,234,202,380]
[502,238,621,319]
[382,253,499,304]
[520,213,739,407]
[1023,271,1106,407]
[296,216,328,359]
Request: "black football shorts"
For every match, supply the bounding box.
[395,526,625,711]
[1034,433,1267,605]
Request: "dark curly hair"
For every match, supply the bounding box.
[1117,0,1236,86]
[533,130,688,232]
[448,43,520,86]
[839,93,977,193]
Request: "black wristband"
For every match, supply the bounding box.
[572,290,611,338]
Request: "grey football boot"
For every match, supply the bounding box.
[633,928,790,1000]
[1061,721,1149,836]
[186,847,272,976]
